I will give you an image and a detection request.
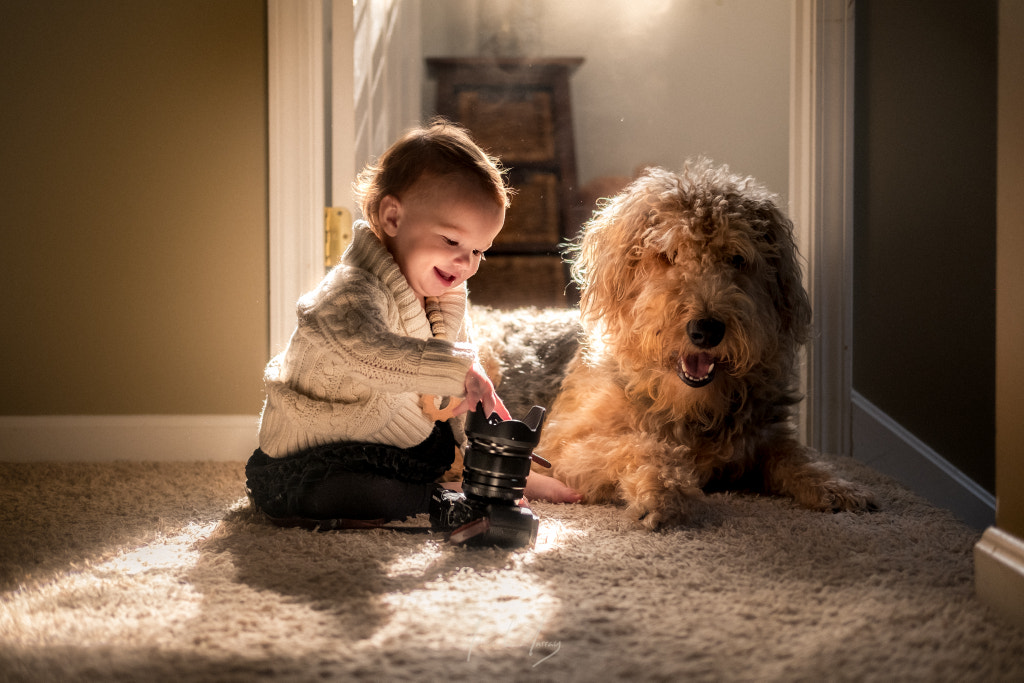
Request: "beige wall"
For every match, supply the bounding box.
[997,0,1024,538]
[0,0,269,416]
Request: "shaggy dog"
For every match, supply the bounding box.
[475,161,876,529]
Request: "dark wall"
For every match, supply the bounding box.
[853,0,998,491]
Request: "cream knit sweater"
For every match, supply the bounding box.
[258,222,476,458]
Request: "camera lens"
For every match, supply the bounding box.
[462,404,545,504]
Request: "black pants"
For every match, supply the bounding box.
[245,421,457,522]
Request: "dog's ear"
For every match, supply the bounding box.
[567,175,655,337]
[761,205,812,345]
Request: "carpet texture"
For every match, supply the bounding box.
[1,457,1022,682]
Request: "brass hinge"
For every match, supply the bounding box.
[324,207,353,270]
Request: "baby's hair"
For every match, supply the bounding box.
[353,117,512,236]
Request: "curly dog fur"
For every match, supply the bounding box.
[475,160,875,529]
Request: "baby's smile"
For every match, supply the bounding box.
[434,266,457,287]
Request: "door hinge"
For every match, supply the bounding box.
[324,207,353,270]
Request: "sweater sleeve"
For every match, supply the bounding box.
[298,271,474,397]
[258,273,476,456]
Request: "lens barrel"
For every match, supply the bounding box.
[462,404,545,504]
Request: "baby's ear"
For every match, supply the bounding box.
[378,195,402,236]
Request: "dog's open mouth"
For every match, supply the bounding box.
[678,352,716,388]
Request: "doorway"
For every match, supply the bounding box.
[267,0,853,457]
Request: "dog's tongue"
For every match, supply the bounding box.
[683,352,715,381]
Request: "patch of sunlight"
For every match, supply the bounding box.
[384,541,445,578]
[0,522,218,647]
[365,551,565,667]
[533,517,589,553]
[366,509,587,663]
[100,521,217,576]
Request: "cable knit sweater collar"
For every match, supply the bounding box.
[347,222,419,314]
[343,221,467,338]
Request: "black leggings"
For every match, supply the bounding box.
[245,421,457,522]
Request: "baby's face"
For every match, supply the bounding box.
[379,175,504,305]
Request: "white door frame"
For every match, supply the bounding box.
[267,0,326,354]
[266,0,855,457]
[789,0,856,457]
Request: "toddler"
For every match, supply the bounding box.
[246,119,578,528]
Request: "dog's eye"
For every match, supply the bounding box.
[730,254,746,269]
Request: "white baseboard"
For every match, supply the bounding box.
[0,415,258,462]
[975,527,1024,630]
[851,390,995,530]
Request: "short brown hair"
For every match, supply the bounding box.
[353,117,512,236]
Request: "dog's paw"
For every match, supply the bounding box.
[810,478,878,513]
[635,507,676,531]
[630,494,711,530]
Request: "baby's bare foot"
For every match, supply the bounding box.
[525,473,582,503]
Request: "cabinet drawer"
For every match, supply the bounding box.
[496,171,560,248]
[469,255,569,309]
[456,89,555,163]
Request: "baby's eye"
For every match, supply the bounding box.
[442,236,458,246]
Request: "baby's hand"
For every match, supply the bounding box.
[453,362,511,420]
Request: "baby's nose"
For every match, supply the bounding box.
[453,250,475,268]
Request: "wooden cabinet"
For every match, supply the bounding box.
[426,57,584,309]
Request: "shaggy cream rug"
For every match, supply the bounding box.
[1,457,1022,682]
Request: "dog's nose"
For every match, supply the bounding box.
[687,318,725,349]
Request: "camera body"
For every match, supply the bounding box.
[449,403,546,548]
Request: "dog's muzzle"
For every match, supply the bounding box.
[678,318,725,387]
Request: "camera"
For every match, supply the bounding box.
[432,403,547,548]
